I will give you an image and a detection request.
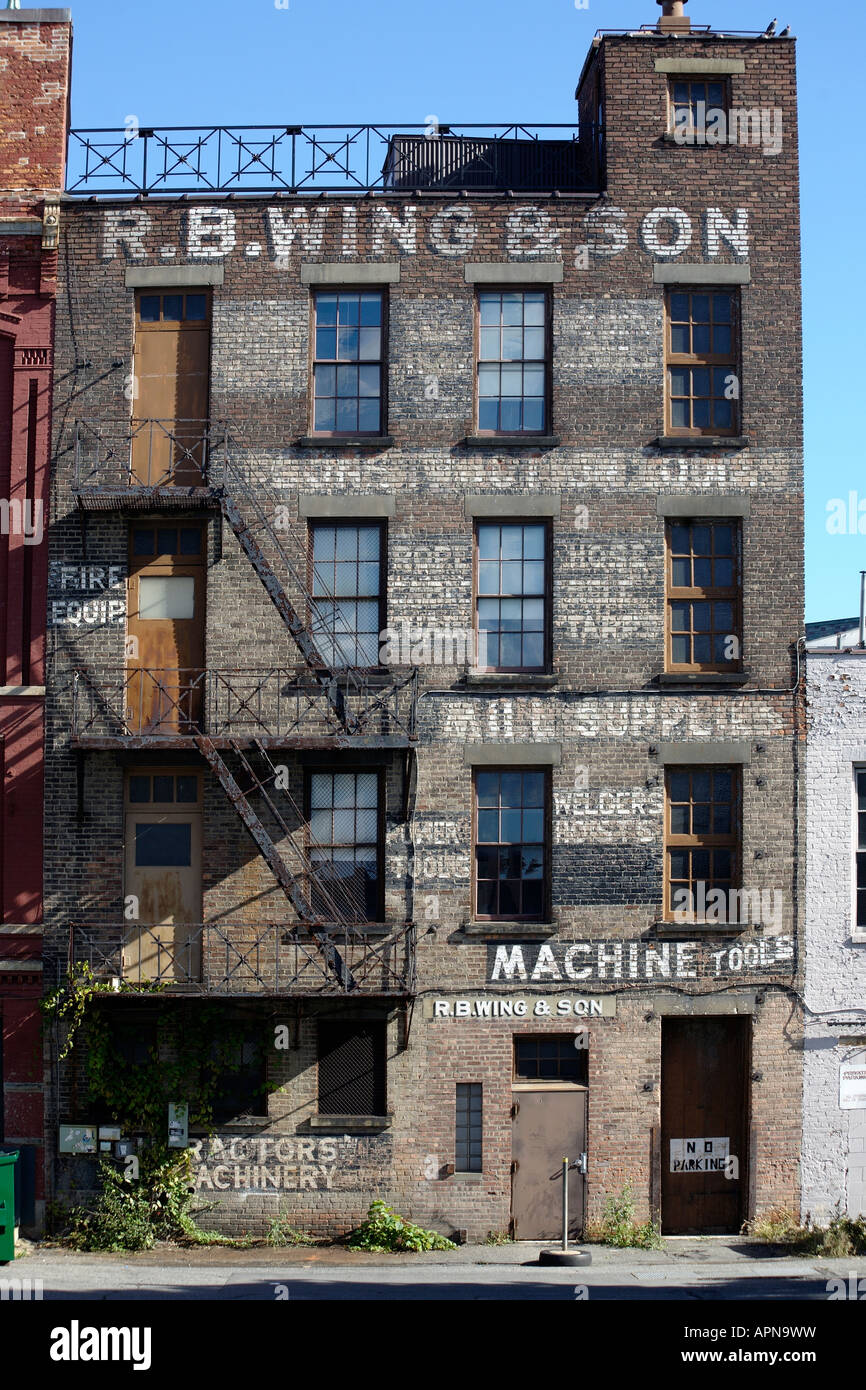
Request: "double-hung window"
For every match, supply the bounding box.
[666,521,741,672]
[856,770,866,932]
[312,291,384,435]
[307,769,383,924]
[666,290,738,436]
[477,291,548,434]
[310,522,385,669]
[474,767,548,921]
[475,521,548,672]
[665,766,739,921]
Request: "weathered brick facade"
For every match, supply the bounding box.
[0,7,71,1230]
[44,18,805,1238]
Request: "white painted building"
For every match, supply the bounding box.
[802,629,866,1220]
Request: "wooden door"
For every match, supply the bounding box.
[661,1016,749,1234]
[126,523,205,733]
[132,291,210,485]
[511,1090,587,1240]
[123,769,202,983]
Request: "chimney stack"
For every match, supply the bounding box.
[657,0,691,33]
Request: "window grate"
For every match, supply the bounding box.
[318,1022,386,1116]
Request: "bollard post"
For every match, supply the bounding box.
[562,1156,569,1252]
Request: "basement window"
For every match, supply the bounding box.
[455,1083,482,1172]
[317,1021,386,1116]
[210,1032,268,1123]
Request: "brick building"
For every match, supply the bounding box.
[0,6,71,1232]
[801,621,866,1221]
[44,0,805,1239]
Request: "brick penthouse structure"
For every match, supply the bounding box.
[44,0,804,1238]
[0,5,71,1233]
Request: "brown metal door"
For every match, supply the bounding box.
[661,1016,749,1234]
[126,524,205,733]
[511,1090,586,1240]
[123,769,202,983]
[132,291,210,485]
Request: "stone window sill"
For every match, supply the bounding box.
[651,921,754,935]
[446,1172,485,1183]
[305,1114,393,1133]
[462,435,560,449]
[463,670,558,688]
[296,435,393,450]
[654,671,751,688]
[461,921,556,939]
[653,436,750,450]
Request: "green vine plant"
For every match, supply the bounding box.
[42,968,281,1250]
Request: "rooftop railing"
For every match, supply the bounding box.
[64,124,601,197]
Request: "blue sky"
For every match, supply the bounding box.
[61,0,866,622]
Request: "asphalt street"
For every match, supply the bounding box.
[7,1238,866,1300]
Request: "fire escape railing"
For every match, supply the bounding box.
[70,666,418,744]
[64,124,601,197]
[68,920,416,996]
[67,418,419,992]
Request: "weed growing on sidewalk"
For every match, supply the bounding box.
[745,1204,866,1256]
[587,1183,664,1250]
[345,1201,456,1253]
[265,1213,318,1247]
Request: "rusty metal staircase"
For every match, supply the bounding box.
[196,733,366,991]
[198,431,416,991]
[209,436,381,735]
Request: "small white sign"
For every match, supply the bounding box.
[670,1137,730,1173]
[840,1059,866,1111]
[59,1125,97,1155]
[168,1102,189,1148]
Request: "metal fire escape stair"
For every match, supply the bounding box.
[209,440,372,733]
[195,734,359,991]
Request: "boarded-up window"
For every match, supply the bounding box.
[317,1022,386,1116]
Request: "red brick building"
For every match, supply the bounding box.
[0,6,71,1231]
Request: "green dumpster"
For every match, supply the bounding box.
[0,1150,18,1263]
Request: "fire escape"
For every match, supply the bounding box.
[67,420,417,1000]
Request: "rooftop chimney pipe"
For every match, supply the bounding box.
[860,571,866,649]
[657,0,691,32]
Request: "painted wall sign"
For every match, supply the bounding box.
[100,204,750,267]
[186,1135,387,1193]
[487,935,796,985]
[840,1058,866,1111]
[48,563,126,627]
[425,994,616,1019]
[670,1137,730,1173]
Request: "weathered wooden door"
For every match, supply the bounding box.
[132,291,210,485]
[661,1016,749,1234]
[123,769,202,983]
[126,523,205,733]
[511,1090,587,1240]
